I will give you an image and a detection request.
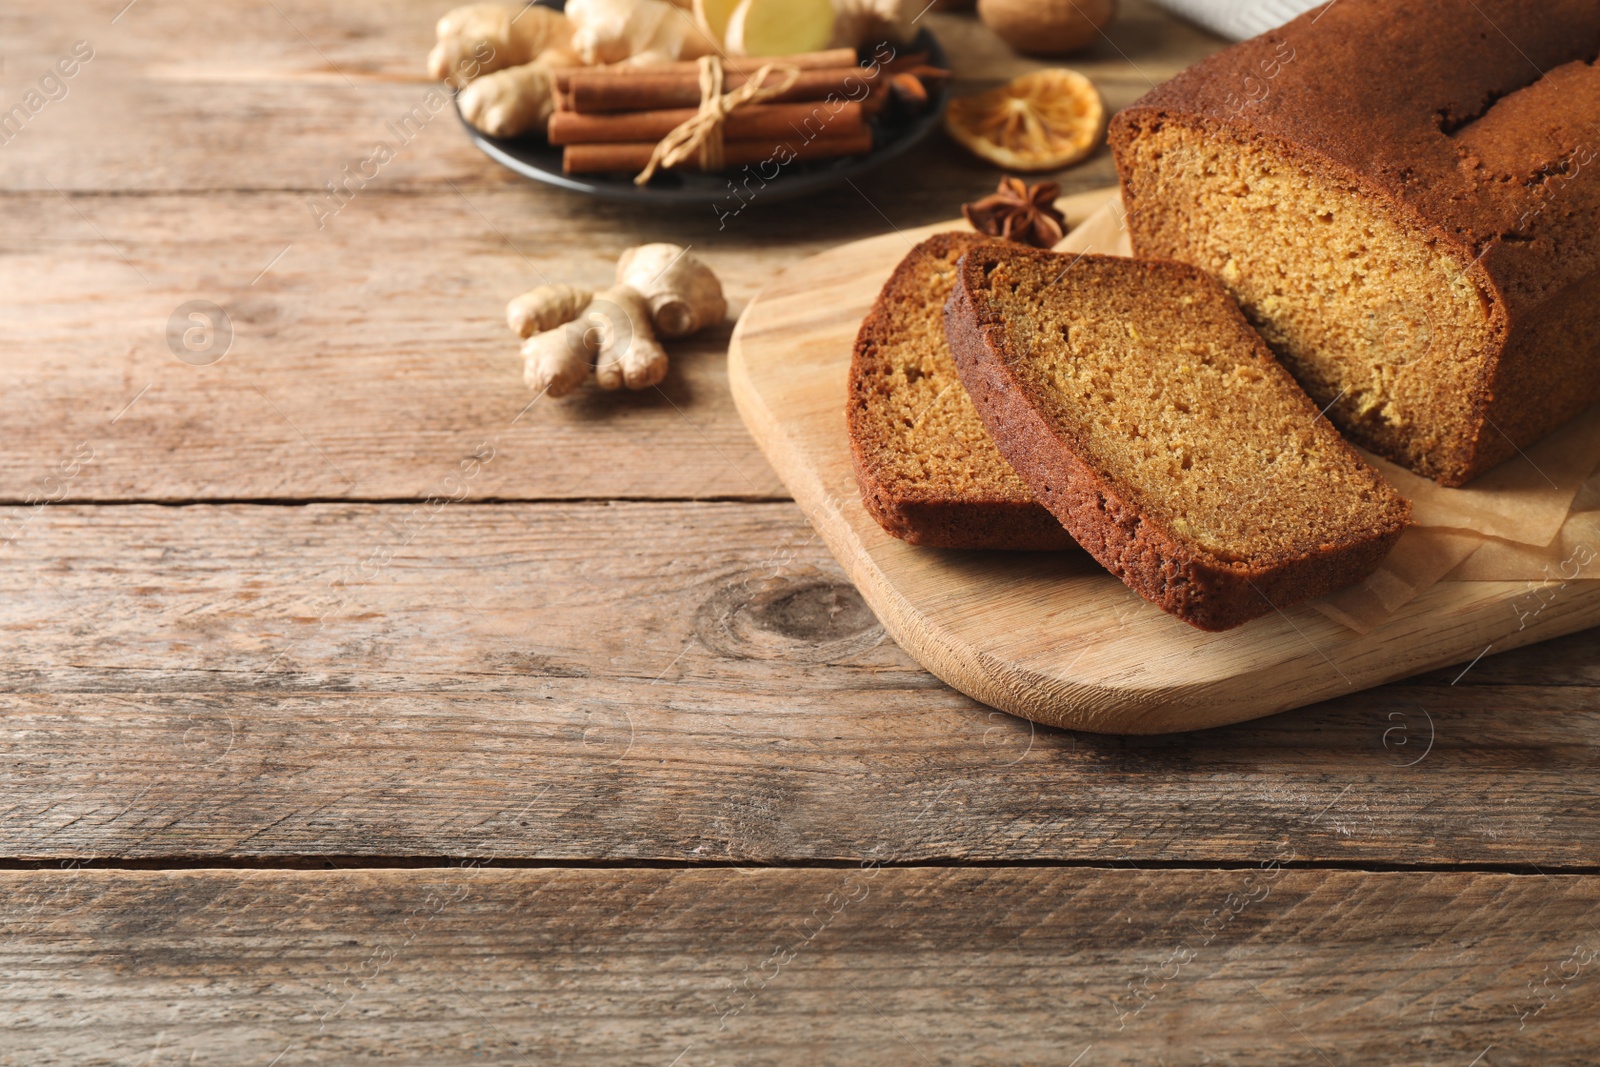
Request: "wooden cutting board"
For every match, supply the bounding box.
[727,188,1600,733]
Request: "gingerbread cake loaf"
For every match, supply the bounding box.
[1108,0,1600,486]
[848,233,1075,551]
[944,245,1411,631]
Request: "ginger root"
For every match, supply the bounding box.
[615,244,727,340]
[520,287,669,395]
[534,45,587,68]
[523,321,595,398]
[565,0,718,65]
[507,283,594,339]
[588,287,671,390]
[508,246,724,398]
[458,60,559,138]
[428,3,572,86]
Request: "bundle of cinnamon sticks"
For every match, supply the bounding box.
[549,48,943,178]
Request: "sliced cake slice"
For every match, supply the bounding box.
[848,232,1075,551]
[945,246,1411,631]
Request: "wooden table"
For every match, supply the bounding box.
[3,2,1597,1063]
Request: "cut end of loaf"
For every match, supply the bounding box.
[1109,115,1501,486]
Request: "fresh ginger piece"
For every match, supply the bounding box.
[615,244,726,339]
[566,0,717,65]
[458,60,558,138]
[428,4,572,86]
[522,324,594,398]
[588,287,670,391]
[522,287,668,397]
[513,245,722,398]
[534,46,586,68]
[725,0,837,57]
[507,284,594,339]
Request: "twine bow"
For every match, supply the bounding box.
[634,56,803,186]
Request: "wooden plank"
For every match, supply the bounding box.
[3,501,1599,865]
[3,866,1597,1064]
[0,188,1123,503]
[0,188,794,502]
[0,2,1221,194]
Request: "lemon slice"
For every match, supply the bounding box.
[694,0,742,47]
[725,0,837,57]
[945,69,1106,171]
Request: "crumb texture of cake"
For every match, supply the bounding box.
[945,246,1411,631]
[1108,0,1600,486]
[848,232,1075,551]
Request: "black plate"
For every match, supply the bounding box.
[456,23,949,207]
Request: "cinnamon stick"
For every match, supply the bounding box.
[552,49,860,91]
[563,130,874,175]
[549,100,866,145]
[564,67,882,113]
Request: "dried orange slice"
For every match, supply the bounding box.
[945,69,1106,171]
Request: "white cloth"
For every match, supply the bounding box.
[1148,0,1325,40]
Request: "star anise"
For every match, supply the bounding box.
[961,177,1068,249]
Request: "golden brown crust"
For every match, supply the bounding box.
[1108,0,1600,486]
[847,233,1076,551]
[945,245,1410,631]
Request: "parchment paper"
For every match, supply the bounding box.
[1448,467,1600,582]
